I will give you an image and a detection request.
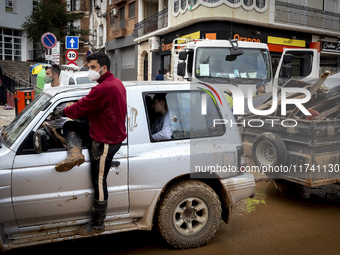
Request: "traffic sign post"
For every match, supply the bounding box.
[41,32,57,49]
[66,49,78,62]
[41,32,57,64]
[67,61,78,67]
[66,36,79,49]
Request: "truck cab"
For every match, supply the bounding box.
[174,39,272,96]
[174,39,320,98]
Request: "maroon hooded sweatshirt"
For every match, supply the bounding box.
[64,71,127,144]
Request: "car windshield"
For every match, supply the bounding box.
[195,47,271,84]
[2,92,52,147]
[77,77,97,84]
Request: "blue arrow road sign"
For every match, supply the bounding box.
[41,32,57,49]
[66,36,79,49]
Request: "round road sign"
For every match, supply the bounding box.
[41,32,57,49]
[66,49,78,62]
[67,61,78,67]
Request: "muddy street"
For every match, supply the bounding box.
[7,181,340,255]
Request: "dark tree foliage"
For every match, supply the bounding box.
[21,0,90,43]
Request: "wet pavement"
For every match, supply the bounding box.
[7,180,340,255]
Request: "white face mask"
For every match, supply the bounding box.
[88,66,103,81]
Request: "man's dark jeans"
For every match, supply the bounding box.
[63,121,121,201]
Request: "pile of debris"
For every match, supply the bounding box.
[247,71,340,120]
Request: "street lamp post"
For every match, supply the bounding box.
[95,5,106,18]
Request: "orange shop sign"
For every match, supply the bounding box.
[233,34,261,43]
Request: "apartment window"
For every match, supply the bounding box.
[33,0,39,11]
[110,13,115,26]
[188,0,198,6]
[324,0,337,12]
[256,0,265,8]
[0,28,22,61]
[109,0,113,4]
[181,0,186,10]
[68,0,80,11]
[228,0,240,3]
[174,0,179,12]
[244,0,253,6]
[129,2,135,19]
[5,0,15,13]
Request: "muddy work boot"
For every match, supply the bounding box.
[77,200,107,236]
[55,132,85,172]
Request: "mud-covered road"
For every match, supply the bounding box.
[8,180,340,255]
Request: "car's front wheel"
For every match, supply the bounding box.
[157,180,221,249]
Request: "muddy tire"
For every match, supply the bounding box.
[157,180,221,249]
[252,132,287,167]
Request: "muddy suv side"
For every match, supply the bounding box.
[0,82,255,252]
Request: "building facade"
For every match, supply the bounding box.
[64,0,91,66]
[0,0,39,62]
[132,0,340,81]
[106,0,138,80]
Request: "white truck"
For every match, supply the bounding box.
[172,38,320,96]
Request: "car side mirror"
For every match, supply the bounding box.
[33,129,48,154]
[282,54,293,64]
[177,62,186,77]
[179,51,187,60]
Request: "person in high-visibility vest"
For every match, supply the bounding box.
[253,81,267,96]
[224,82,238,109]
[224,82,238,119]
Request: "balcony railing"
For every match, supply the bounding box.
[112,20,126,31]
[275,0,340,32]
[67,0,86,12]
[132,9,168,38]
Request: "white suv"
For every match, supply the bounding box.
[59,66,97,86]
[0,81,255,252]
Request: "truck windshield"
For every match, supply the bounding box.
[2,92,52,147]
[195,47,271,84]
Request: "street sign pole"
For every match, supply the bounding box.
[41,32,57,64]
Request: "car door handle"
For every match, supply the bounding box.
[111,161,120,168]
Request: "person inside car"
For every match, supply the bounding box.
[151,93,172,141]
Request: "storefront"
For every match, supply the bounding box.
[106,35,138,81]
[319,41,340,75]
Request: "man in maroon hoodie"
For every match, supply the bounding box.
[52,52,127,235]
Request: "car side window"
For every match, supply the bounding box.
[144,91,225,142]
[69,78,75,85]
[17,101,76,155]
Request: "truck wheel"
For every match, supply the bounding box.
[252,132,287,167]
[157,180,221,249]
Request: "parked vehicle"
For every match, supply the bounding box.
[173,39,320,96]
[59,66,97,86]
[0,81,255,252]
[241,72,340,188]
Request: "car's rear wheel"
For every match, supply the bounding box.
[157,180,221,249]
